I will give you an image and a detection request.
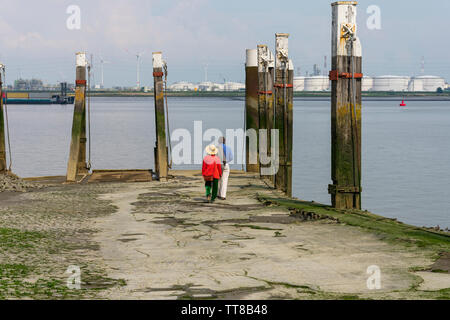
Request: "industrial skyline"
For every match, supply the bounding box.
[1,0,450,87]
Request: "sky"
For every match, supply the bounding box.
[0,0,449,87]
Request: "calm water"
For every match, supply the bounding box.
[5,97,450,229]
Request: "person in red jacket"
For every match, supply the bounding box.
[202,145,223,203]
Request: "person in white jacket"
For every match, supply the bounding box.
[217,137,233,200]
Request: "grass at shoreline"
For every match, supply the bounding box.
[0,183,126,299]
[258,196,450,252]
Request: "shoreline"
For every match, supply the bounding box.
[6,90,450,100]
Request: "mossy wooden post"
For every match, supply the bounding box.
[245,49,259,173]
[152,52,168,180]
[258,46,277,183]
[0,71,6,173]
[257,45,269,177]
[286,60,294,197]
[267,52,275,184]
[329,1,363,209]
[67,52,88,182]
[274,33,290,194]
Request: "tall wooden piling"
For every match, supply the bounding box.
[258,45,275,179]
[257,45,268,176]
[329,1,363,209]
[152,52,168,180]
[257,46,267,132]
[274,33,293,196]
[67,52,88,182]
[245,49,259,173]
[286,60,294,197]
[0,71,6,173]
[267,52,275,182]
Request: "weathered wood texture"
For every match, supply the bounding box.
[67,65,88,182]
[330,55,362,209]
[274,66,287,193]
[273,34,293,196]
[153,66,168,180]
[285,68,294,197]
[258,67,275,179]
[329,1,362,209]
[267,67,275,183]
[0,73,6,172]
[245,65,259,173]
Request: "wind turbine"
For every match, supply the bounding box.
[99,55,110,89]
[203,63,208,82]
[125,49,146,89]
[135,52,145,89]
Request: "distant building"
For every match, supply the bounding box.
[368,75,445,92]
[362,76,374,92]
[169,81,196,91]
[168,81,244,92]
[293,77,305,91]
[372,76,410,92]
[411,76,445,92]
[292,74,447,92]
[14,78,44,90]
[294,76,330,92]
[198,82,224,91]
[223,82,245,91]
[304,76,330,91]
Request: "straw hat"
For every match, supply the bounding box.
[205,144,218,155]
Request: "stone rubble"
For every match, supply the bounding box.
[0,173,43,192]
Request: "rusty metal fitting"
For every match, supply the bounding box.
[329,70,363,81]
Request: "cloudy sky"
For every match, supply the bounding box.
[0,0,449,87]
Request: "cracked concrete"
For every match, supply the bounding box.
[91,171,448,300]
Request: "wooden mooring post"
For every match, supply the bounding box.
[152,52,168,180]
[67,52,89,182]
[245,49,259,173]
[329,1,363,209]
[257,45,275,180]
[286,59,294,197]
[274,33,294,196]
[0,71,6,173]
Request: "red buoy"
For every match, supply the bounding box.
[400,99,406,107]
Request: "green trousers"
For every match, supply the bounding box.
[205,179,219,202]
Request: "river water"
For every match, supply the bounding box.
[4,97,450,229]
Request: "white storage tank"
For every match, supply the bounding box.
[373,76,410,91]
[169,81,196,91]
[414,76,445,92]
[224,82,245,91]
[293,76,305,91]
[408,78,424,92]
[304,76,330,91]
[198,82,224,91]
[362,76,373,91]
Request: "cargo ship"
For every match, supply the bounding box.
[2,83,75,105]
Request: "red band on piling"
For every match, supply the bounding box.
[258,91,273,95]
[76,80,87,85]
[274,84,293,88]
[153,72,164,77]
[329,70,363,81]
